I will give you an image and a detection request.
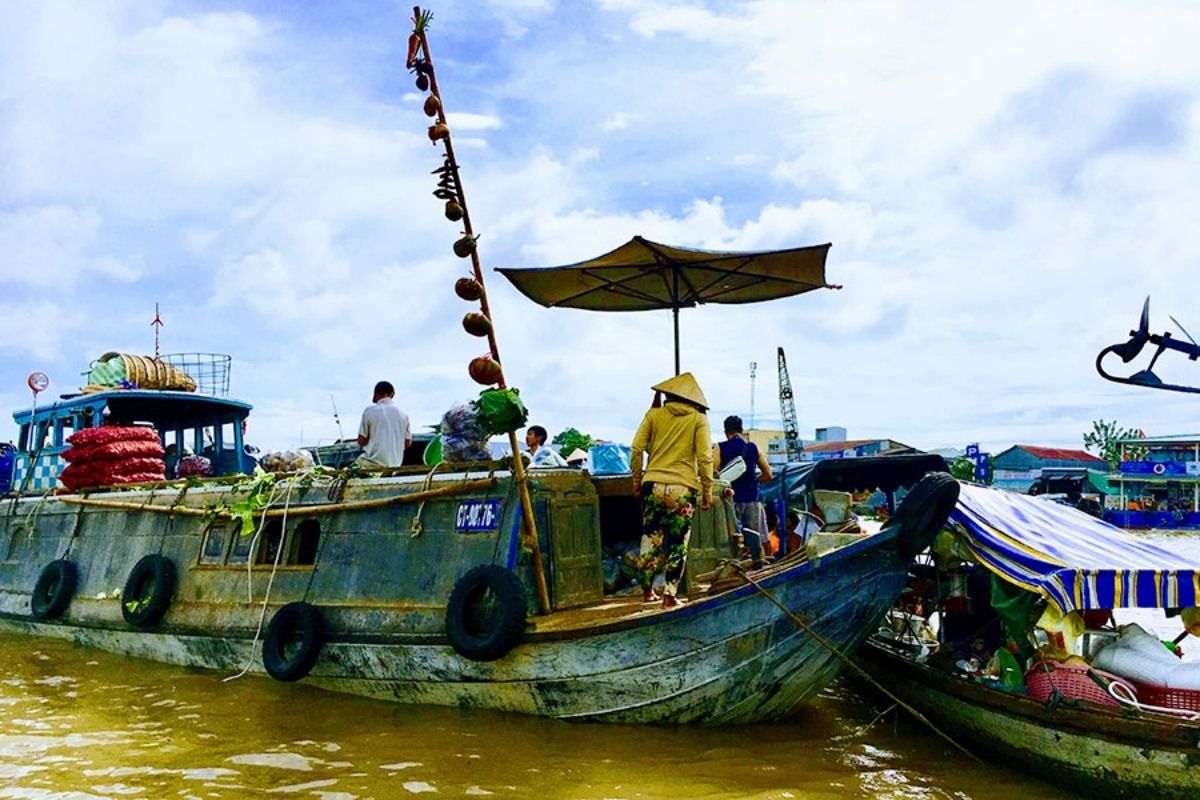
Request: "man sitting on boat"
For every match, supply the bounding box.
[630,372,713,609]
[356,381,411,468]
[523,425,567,468]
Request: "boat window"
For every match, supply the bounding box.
[17,424,29,452]
[200,523,230,565]
[32,422,50,452]
[256,519,285,565]
[290,520,320,566]
[228,527,255,564]
[56,417,74,447]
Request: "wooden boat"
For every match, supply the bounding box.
[0,382,957,723]
[856,483,1200,796]
[859,641,1200,799]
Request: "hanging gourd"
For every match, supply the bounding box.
[428,123,449,144]
[463,312,492,337]
[469,354,503,386]
[424,95,441,117]
[453,235,477,258]
[444,200,464,221]
[454,277,483,301]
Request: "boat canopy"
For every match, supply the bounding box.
[761,454,950,503]
[951,484,1199,614]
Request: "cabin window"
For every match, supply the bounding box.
[200,523,229,565]
[17,425,29,452]
[290,520,321,566]
[55,417,74,447]
[228,529,255,564]
[256,519,285,565]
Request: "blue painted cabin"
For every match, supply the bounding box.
[8,390,254,494]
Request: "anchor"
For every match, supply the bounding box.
[1096,297,1200,394]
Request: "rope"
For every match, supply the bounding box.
[224,477,295,682]
[409,462,447,538]
[727,560,981,763]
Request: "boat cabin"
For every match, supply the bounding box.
[8,390,254,494]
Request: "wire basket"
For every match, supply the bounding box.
[160,353,232,397]
[1025,660,1132,707]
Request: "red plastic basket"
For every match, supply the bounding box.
[1130,682,1200,713]
[1025,660,1132,707]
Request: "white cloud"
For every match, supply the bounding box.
[1,0,1199,456]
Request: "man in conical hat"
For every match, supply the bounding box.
[630,371,713,609]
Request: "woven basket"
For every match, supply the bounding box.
[1130,682,1200,713]
[1025,660,1133,707]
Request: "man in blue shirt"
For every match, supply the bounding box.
[715,415,774,568]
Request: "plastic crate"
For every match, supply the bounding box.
[1130,682,1200,713]
[1025,660,1133,707]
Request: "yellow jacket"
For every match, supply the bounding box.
[630,402,713,496]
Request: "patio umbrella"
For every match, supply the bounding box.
[496,236,836,373]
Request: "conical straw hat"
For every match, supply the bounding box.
[565,448,589,463]
[651,372,708,410]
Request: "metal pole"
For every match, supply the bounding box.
[673,307,681,375]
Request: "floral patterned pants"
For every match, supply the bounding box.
[637,483,698,598]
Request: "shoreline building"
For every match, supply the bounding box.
[1104,434,1200,529]
[991,445,1106,494]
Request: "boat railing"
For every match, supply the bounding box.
[159,353,232,397]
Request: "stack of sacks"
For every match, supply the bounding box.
[60,426,166,492]
[1092,622,1200,690]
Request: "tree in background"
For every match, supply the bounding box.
[1084,419,1142,469]
[949,457,976,482]
[552,427,594,457]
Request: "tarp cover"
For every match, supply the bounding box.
[951,483,1200,614]
[761,454,950,504]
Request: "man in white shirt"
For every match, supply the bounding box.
[356,381,411,468]
[524,425,567,468]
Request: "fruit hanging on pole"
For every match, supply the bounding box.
[462,312,492,337]
[469,354,502,386]
[454,277,483,301]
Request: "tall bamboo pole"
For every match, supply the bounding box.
[412,7,551,614]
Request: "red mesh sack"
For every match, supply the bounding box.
[109,472,166,485]
[68,426,160,447]
[99,457,167,479]
[64,440,165,464]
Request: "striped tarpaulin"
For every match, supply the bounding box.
[950,483,1200,614]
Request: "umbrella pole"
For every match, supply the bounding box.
[414,7,551,615]
[673,307,681,375]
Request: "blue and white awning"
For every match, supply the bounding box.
[951,484,1200,614]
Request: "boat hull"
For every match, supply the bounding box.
[0,530,909,724]
[859,642,1200,799]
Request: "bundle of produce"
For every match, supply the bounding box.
[59,426,166,492]
[440,402,490,462]
[259,449,315,473]
[85,352,197,393]
[175,455,213,478]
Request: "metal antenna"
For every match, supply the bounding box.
[1170,314,1198,347]
[331,394,346,442]
[151,303,164,358]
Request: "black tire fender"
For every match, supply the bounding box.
[121,554,177,628]
[263,601,325,682]
[890,472,961,557]
[31,559,77,621]
[445,564,526,661]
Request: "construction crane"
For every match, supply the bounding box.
[748,361,757,429]
[777,347,801,462]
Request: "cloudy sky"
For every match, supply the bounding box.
[3,0,1199,456]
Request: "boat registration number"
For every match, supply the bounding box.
[456,499,501,531]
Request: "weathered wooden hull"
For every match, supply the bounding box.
[859,642,1200,798]
[0,473,912,724]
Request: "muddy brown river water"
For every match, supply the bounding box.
[0,530,1194,799]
